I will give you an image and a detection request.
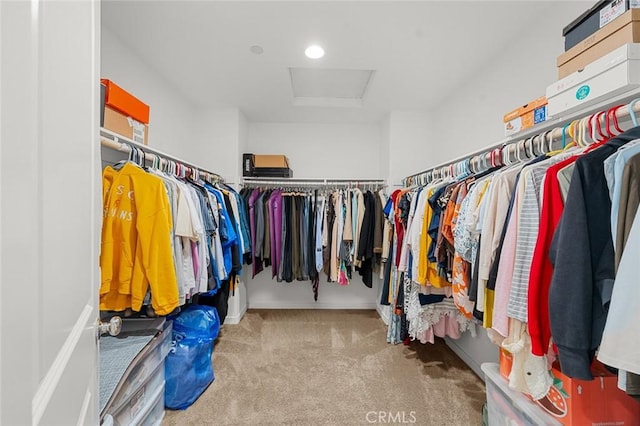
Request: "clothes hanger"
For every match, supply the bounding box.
[515,141,523,163]
[592,111,607,143]
[585,115,597,145]
[544,130,554,154]
[493,147,504,166]
[531,136,539,156]
[560,124,570,149]
[628,98,640,127]
[567,119,580,147]
[607,105,625,135]
[520,139,529,159]
[577,116,588,146]
[500,145,510,166]
[524,138,533,159]
[568,119,582,147]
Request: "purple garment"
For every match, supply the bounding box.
[268,190,279,278]
[249,189,261,278]
[270,190,283,280]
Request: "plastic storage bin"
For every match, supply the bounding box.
[106,322,172,411]
[482,363,561,426]
[139,382,166,426]
[106,381,165,426]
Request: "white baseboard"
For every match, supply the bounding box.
[247,301,378,310]
[445,338,485,381]
[376,303,390,325]
[225,302,248,324]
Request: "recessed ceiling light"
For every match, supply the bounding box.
[250,45,264,55]
[305,45,324,59]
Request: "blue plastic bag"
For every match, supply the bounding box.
[165,304,220,410]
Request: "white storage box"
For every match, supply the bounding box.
[547,43,640,117]
[481,363,561,426]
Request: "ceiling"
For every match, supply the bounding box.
[102,1,556,124]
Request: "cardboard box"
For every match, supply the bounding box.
[103,106,149,145]
[558,9,640,78]
[242,154,291,177]
[503,96,547,136]
[254,155,289,168]
[563,0,640,51]
[548,43,640,117]
[499,348,513,380]
[101,79,150,125]
[536,362,640,425]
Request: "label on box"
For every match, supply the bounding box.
[632,0,640,8]
[600,0,626,28]
[127,117,146,145]
[504,116,522,136]
[130,386,146,419]
[575,85,591,101]
[534,105,547,124]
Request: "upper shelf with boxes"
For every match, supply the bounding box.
[503,1,640,139]
[101,79,150,145]
[559,1,640,78]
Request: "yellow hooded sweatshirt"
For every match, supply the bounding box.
[100,163,179,315]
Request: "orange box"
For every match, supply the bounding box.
[101,79,150,124]
[503,96,548,136]
[536,362,640,425]
[499,348,513,380]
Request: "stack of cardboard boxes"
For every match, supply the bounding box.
[503,1,640,136]
[101,79,150,145]
[242,154,293,178]
[559,0,640,78]
[547,1,640,118]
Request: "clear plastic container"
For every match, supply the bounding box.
[481,363,562,426]
[109,379,165,426]
[105,321,172,415]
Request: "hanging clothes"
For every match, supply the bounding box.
[241,186,387,298]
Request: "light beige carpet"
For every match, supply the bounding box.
[163,310,485,425]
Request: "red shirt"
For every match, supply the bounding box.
[528,155,578,356]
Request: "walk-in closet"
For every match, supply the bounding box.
[3,1,640,424]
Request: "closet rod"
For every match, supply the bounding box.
[403,90,640,186]
[242,177,385,187]
[100,128,225,183]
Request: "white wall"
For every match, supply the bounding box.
[425,1,592,172]
[101,27,200,163]
[190,108,243,183]
[379,114,391,182]
[386,111,432,186]
[248,123,384,179]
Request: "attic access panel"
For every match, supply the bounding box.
[289,67,375,107]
